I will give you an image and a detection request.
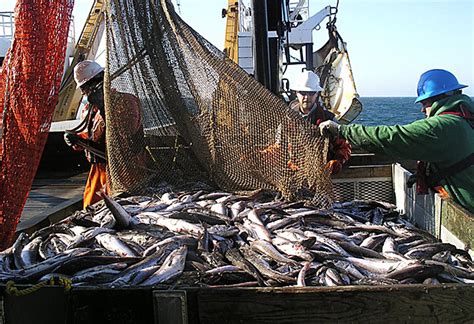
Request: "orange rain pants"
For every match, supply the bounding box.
[83,163,108,208]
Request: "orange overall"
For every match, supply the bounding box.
[73,101,107,208]
[73,90,145,208]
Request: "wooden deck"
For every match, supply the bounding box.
[16,172,87,234]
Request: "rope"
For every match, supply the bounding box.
[5,276,72,297]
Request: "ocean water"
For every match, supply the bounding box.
[353,97,424,126]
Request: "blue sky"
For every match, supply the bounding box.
[1,0,473,96]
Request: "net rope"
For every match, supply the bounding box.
[104,0,333,205]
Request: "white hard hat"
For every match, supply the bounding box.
[292,70,323,92]
[73,60,104,89]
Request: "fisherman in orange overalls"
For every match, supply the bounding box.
[64,60,146,208]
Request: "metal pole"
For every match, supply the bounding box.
[252,0,271,90]
[305,43,313,70]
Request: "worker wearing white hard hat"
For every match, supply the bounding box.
[64,60,147,207]
[73,60,104,89]
[289,70,351,175]
[64,60,108,208]
[290,70,329,123]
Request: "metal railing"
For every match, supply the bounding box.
[288,0,309,24]
[0,12,14,39]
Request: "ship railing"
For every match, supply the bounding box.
[288,0,309,25]
[0,12,14,39]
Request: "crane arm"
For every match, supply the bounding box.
[222,1,239,63]
[53,0,106,122]
[287,6,331,45]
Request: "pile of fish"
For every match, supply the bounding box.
[1,186,473,288]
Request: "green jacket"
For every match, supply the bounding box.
[340,94,474,213]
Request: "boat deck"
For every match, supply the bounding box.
[17,172,87,234]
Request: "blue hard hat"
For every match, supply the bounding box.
[415,69,467,103]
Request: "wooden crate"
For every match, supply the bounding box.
[1,284,473,323]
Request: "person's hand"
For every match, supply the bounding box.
[319,120,340,137]
[325,159,343,174]
[64,133,80,147]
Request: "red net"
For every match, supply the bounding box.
[0,0,74,250]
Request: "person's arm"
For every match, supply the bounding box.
[339,118,449,162]
[326,137,352,174]
[123,93,142,135]
[332,137,352,164]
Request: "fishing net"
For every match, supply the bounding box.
[0,0,74,249]
[104,0,333,204]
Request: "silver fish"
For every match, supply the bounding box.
[210,203,229,217]
[137,212,204,237]
[205,265,242,274]
[95,233,137,257]
[140,245,188,286]
[20,237,43,268]
[404,243,457,260]
[346,257,417,274]
[12,233,30,269]
[243,219,272,242]
[102,192,132,229]
[72,262,128,284]
[242,247,294,283]
[296,261,311,286]
[250,240,296,264]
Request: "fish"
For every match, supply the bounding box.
[360,233,388,250]
[296,261,311,286]
[272,237,313,261]
[354,277,400,286]
[324,267,345,286]
[12,233,30,269]
[250,240,297,264]
[173,208,229,225]
[345,257,417,275]
[67,227,116,249]
[140,245,188,286]
[101,192,132,229]
[304,231,351,257]
[110,248,173,286]
[72,262,129,284]
[404,243,457,260]
[330,259,367,280]
[266,217,300,232]
[136,212,204,236]
[385,263,444,281]
[230,201,247,219]
[20,237,43,268]
[39,233,74,259]
[0,186,471,288]
[241,247,294,283]
[205,265,242,274]
[95,233,138,257]
[224,248,265,286]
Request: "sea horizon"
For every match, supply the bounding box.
[352,96,474,126]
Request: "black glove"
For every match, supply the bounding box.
[64,133,80,146]
[406,173,417,188]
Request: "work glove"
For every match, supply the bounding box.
[319,120,340,137]
[64,132,80,147]
[325,159,343,175]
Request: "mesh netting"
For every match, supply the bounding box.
[104,0,333,204]
[0,0,74,249]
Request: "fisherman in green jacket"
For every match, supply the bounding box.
[319,69,474,213]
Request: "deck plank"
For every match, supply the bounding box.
[18,173,87,232]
